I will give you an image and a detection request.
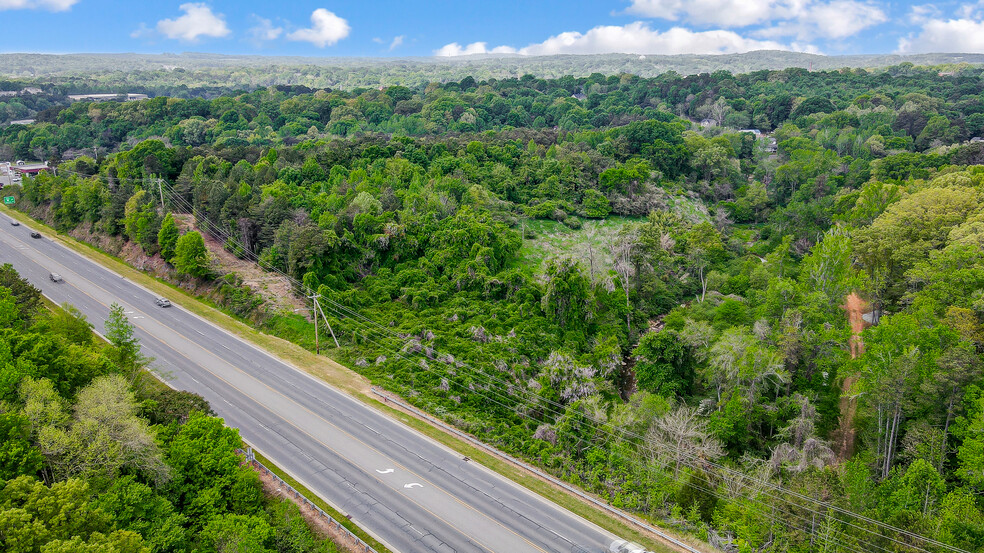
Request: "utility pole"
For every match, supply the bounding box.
[310,293,320,354]
[314,298,340,348]
[308,293,340,354]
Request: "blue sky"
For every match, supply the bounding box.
[3,1,984,57]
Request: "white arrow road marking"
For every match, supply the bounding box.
[376,468,395,474]
[404,482,423,489]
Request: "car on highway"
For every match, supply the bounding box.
[156,298,172,307]
[30,231,41,238]
[10,220,19,226]
[49,273,63,283]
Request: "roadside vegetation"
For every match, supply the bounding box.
[5,64,984,551]
[0,266,342,553]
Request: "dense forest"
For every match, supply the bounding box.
[2,51,984,92]
[6,64,984,552]
[0,266,341,553]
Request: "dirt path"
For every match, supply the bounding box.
[834,293,870,461]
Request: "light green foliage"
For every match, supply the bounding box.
[123,190,161,255]
[8,66,984,552]
[0,476,132,553]
[157,213,179,262]
[47,303,94,346]
[580,189,610,218]
[105,303,142,374]
[96,476,189,553]
[956,387,984,489]
[200,513,273,553]
[37,374,169,484]
[162,412,263,527]
[173,231,211,278]
[0,269,341,553]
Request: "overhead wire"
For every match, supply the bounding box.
[151,172,965,553]
[42,168,969,553]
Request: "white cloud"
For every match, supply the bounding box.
[0,0,77,10]
[755,0,888,40]
[625,0,886,39]
[898,17,984,53]
[626,0,777,27]
[436,22,803,57]
[156,3,230,42]
[522,23,797,55]
[434,41,517,56]
[287,8,350,47]
[248,15,283,43]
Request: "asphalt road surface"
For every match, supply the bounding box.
[0,213,618,553]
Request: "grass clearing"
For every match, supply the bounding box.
[516,215,641,275]
[3,205,703,553]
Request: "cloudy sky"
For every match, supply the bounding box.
[2,1,984,57]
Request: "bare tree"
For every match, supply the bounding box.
[770,395,835,474]
[645,405,725,478]
[610,230,639,338]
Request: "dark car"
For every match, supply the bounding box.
[156,298,172,308]
[30,231,41,239]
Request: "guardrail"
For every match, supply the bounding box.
[370,386,708,553]
[237,447,380,553]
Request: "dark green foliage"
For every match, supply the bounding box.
[0,413,43,479]
[0,269,340,553]
[0,264,42,323]
[7,64,984,552]
[632,330,695,397]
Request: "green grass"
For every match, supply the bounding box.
[2,205,705,553]
[515,215,641,273]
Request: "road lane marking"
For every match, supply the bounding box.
[376,468,395,474]
[0,227,565,553]
[404,483,424,489]
[0,239,538,553]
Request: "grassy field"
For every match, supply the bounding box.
[2,205,705,553]
[515,215,642,275]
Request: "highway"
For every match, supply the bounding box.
[0,212,619,553]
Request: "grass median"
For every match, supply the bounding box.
[2,205,702,553]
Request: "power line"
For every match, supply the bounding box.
[45,168,972,553]
[152,172,969,553]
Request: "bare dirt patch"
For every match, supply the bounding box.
[173,214,307,315]
[833,292,871,461]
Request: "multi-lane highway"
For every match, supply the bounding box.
[0,211,620,553]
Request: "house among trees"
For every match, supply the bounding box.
[699,118,718,127]
[10,160,51,176]
[67,92,149,102]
